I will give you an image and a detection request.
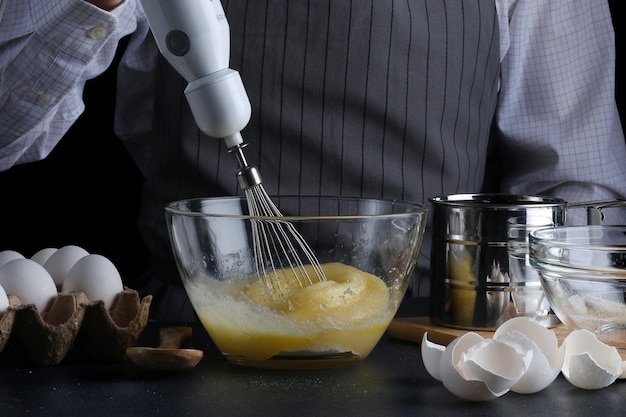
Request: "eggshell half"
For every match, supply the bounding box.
[62,254,124,308]
[560,329,622,390]
[495,330,560,394]
[421,332,445,381]
[438,332,507,401]
[462,338,531,395]
[494,317,558,358]
[493,317,562,394]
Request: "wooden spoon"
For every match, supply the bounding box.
[126,326,203,370]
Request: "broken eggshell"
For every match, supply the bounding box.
[462,337,533,394]
[428,331,530,401]
[421,333,445,381]
[422,317,624,401]
[559,329,622,390]
[493,317,562,394]
[434,332,500,401]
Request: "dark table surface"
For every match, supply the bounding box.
[0,298,623,417]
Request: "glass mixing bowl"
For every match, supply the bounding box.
[529,225,626,347]
[165,196,427,369]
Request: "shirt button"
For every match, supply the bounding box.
[36,93,52,105]
[87,26,108,40]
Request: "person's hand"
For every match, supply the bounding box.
[84,0,125,12]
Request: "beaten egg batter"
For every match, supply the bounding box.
[185,262,394,362]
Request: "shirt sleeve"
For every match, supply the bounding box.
[112,8,158,176]
[0,0,138,171]
[495,0,626,224]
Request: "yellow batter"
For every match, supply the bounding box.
[448,249,477,326]
[186,262,394,362]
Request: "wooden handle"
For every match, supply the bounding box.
[158,326,193,349]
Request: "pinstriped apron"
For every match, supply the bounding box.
[141,0,500,321]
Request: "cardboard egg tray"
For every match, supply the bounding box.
[0,288,151,366]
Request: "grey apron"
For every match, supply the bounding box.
[139,0,500,321]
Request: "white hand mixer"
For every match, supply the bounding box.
[140,0,326,290]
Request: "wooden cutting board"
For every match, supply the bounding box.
[388,316,571,346]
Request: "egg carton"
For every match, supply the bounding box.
[0,288,151,366]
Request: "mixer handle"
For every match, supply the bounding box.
[140,0,252,148]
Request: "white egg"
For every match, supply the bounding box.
[31,248,58,266]
[44,245,89,286]
[0,284,9,314]
[0,258,58,312]
[62,254,124,308]
[0,250,25,268]
[493,317,562,394]
[559,329,622,390]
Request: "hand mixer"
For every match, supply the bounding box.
[140,0,326,291]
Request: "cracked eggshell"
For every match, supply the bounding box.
[62,254,124,308]
[0,258,57,312]
[462,338,532,395]
[493,317,562,394]
[560,329,621,390]
[44,245,89,287]
[438,332,514,401]
[421,332,445,381]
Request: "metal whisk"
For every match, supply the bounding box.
[229,144,327,293]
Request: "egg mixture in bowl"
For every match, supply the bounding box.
[166,196,427,369]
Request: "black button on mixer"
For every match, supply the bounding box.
[166,30,191,56]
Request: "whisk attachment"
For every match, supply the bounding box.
[140,0,325,296]
[227,144,327,294]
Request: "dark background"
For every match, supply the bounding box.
[0,37,147,280]
[609,0,624,128]
[0,3,623,285]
